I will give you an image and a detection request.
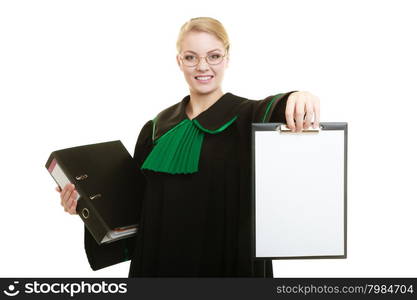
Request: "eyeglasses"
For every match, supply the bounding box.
[179,53,227,67]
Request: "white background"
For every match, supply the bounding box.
[1,0,416,277]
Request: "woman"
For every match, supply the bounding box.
[57,17,320,277]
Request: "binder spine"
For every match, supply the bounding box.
[46,153,110,245]
[79,197,109,245]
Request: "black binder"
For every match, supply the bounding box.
[45,140,142,245]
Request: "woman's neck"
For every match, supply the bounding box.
[186,88,224,119]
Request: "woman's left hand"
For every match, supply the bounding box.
[285,91,320,132]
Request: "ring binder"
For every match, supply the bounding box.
[46,140,143,245]
[82,208,90,219]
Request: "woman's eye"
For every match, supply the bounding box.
[184,55,196,61]
[209,54,221,60]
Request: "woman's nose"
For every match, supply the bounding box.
[196,58,209,71]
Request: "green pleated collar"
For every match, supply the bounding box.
[152,92,246,141]
[141,93,245,175]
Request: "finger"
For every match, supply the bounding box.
[60,185,70,206]
[62,184,74,206]
[313,99,321,128]
[60,184,71,198]
[62,183,72,193]
[69,198,78,215]
[69,190,78,207]
[62,184,74,202]
[285,97,296,131]
[61,185,70,206]
[295,101,305,132]
[70,191,79,214]
[58,185,65,207]
[63,200,68,212]
[65,197,74,212]
[304,101,314,129]
[65,190,77,209]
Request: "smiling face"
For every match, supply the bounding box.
[176,31,229,96]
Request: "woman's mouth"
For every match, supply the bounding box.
[194,75,214,83]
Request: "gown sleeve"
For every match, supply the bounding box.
[83,120,154,271]
[251,91,297,123]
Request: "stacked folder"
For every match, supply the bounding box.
[45,140,143,245]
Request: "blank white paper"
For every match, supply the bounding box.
[255,129,345,258]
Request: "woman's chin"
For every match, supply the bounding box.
[191,85,219,95]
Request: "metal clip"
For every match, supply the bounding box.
[75,174,88,181]
[277,124,321,133]
[89,194,102,200]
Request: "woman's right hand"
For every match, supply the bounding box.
[56,183,78,215]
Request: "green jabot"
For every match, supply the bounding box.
[141,116,237,174]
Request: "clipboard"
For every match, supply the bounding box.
[251,122,347,260]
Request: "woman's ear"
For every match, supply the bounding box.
[176,54,183,71]
[224,54,230,69]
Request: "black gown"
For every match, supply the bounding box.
[84,91,295,277]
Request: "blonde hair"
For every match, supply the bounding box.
[176,17,230,54]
